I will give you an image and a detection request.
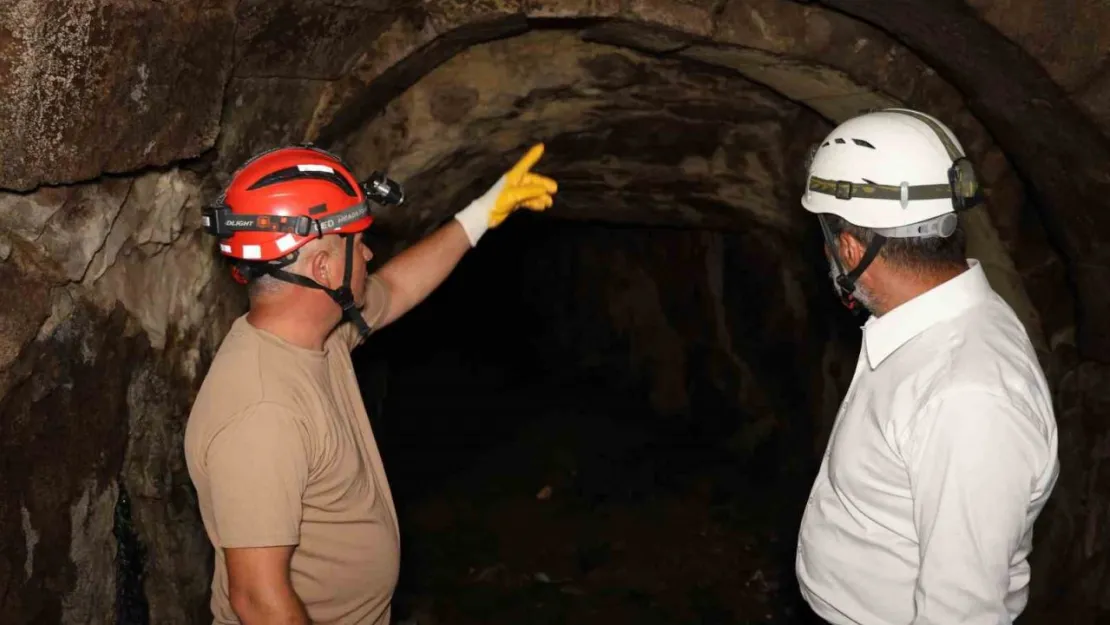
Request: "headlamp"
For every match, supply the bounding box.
[363,172,404,207]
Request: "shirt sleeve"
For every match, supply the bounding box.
[334,273,392,351]
[205,403,311,548]
[903,388,1046,625]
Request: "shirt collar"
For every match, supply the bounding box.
[862,259,992,369]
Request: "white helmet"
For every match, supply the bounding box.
[801,108,981,239]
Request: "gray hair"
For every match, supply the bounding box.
[246,273,288,299]
[244,235,346,300]
[823,213,967,273]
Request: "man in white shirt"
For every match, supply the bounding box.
[794,108,1060,625]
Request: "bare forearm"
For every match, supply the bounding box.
[230,585,309,625]
[376,219,471,325]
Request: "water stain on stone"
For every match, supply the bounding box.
[429,84,480,125]
[579,52,646,90]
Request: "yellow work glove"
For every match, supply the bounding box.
[454,143,558,246]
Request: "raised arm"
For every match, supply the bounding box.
[904,389,1052,625]
[206,404,311,624]
[371,143,557,330]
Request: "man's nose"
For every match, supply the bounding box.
[360,241,373,262]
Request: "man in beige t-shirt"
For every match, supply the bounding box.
[185,144,557,624]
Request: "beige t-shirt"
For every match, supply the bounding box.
[184,275,398,625]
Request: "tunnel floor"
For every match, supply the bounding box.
[370,370,812,625]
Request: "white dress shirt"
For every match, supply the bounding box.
[796,259,1059,625]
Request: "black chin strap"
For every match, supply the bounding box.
[246,235,373,339]
[835,235,886,294]
[819,217,886,314]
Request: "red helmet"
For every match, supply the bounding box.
[203,145,404,341]
[203,145,375,263]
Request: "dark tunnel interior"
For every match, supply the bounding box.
[351,211,863,623]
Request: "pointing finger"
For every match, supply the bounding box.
[508,143,546,179]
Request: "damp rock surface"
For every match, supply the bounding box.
[0,0,237,191]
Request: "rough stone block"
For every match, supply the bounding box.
[1075,262,1110,362]
[0,178,133,282]
[0,299,137,622]
[967,0,1110,91]
[1074,68,1110,139]
[214,76,331,180]
[234,0,397,79]
[580,19,697,54]
[423,0,525,34]
[124,359,214,625]
[0,263,51,372]
[679,45,897,122]
[624,0,716,38]
[711,0,808,54]
[0,0,236,190]
[525,0,621,18]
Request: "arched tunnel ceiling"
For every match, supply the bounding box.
[0,0,1108,358]
[333,30,830,238]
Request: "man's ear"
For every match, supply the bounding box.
[307,247,333,288]
[837,231,866,268]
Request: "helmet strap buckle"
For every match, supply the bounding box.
[337,234,373,340]
[293,215,316,237]
[835,273,855,295]
[330,285,357,313]
[834,181,853,200]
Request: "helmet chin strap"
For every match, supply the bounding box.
[819,216,886,314]
[241,234,373,339]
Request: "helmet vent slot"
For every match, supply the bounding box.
[248,166,359,197]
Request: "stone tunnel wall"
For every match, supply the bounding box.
[0,1,1109,622]
[0,168,243,623]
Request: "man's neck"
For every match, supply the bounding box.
[872,263,968,316]
[246,303,335,351]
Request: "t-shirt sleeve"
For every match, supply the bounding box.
[205,403,311,548]
[334,273,391,351]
